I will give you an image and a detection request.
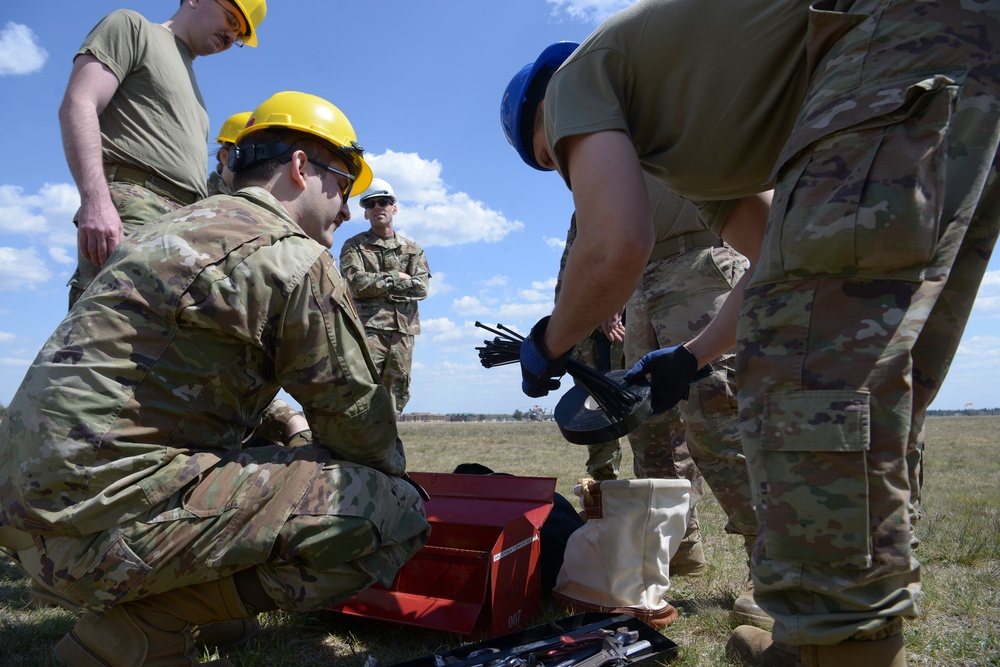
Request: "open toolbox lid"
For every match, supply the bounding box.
[330,472,557,638]
[387,612,679,667]
[412,471,556,530]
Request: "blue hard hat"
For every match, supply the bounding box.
[500,42,580,171]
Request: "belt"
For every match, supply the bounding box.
[647,230,724,265]
[104,164,199,206]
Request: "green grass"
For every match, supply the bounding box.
[2,416,998,666]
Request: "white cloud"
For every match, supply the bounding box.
[546,0,637,23]
[353,151,524,247]
[972,269,1000,319]
[956,334,1000,360]
[0,247,51,290]
[0,183,79,240]
[452,295,485,316]
[480,275,509,288]
[49,246,74,265]
[545,236,567,252]
[421,317,466,343]
[498,302,552,319]
[421,318,493,347]
[0,357,32,367]
[0,22,48,76]
[427,270,453,298]
[0,332,14,343]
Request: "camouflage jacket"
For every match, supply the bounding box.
[339,230,430,334]
[0,187,402,537]
[206,170,232,196]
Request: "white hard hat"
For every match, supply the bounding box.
[359,178,396,203]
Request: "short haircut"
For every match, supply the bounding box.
[231,128,346,190]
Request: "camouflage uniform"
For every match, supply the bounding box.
[0,187,430,614]
[339,231,431,416]
[542,0,999,646]
[736,0,1000,645]
[206,170,232,197]
[555,214,623,480]
[624,182,756,555]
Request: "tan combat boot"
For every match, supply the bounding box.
[53,577,253,667]
[726,625,907,667]
[31,578,258,652]
[730,535,773,628]
[670,513,707,577]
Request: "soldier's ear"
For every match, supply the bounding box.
[288,150,309,191]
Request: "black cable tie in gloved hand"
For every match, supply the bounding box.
[520,316,572,398]
[623,344,713,415]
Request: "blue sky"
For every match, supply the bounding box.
[0,1,996,416]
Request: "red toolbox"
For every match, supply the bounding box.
[330,471,556,638]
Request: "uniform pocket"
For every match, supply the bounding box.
[757,73,960,285]
[61,534,153,612]
[761,390,873,568]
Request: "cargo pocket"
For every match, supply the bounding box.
[63,534,153,612]
[761,390,872,568]
[690,360,738,423]
[757,72,961,286]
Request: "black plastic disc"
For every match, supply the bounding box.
[554,369,651,445]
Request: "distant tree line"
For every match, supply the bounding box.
[927,407,998,417]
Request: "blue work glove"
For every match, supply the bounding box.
[520,316,572,398]
[623,344,713,414]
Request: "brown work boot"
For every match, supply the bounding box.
[727,625,798,666]
[670,528,707,577]
[53,577,251,667]
[730,579,774,628]
[191,617,261,651]
[726,625,907,666]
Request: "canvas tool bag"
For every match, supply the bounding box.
[553,478,691,627]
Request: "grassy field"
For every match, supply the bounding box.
[1,416,998,666]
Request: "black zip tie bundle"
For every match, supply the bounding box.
[475,321,644,430]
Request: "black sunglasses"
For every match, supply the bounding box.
[362,197,395,210]
[308,160,355,199]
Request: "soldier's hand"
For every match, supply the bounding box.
[520,316,571,398]
[77,198,124,267]
[624,344,712,414]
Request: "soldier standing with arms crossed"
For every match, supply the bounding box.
[340,179,431,417]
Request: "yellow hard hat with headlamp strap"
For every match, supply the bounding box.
[233,91,373,194]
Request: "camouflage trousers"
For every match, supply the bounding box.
[67,181,182,308]
[737,0,1000,646]
[573,331,625,480]
[365,328,415,416]
[11,444,430,614]
[625,244,755,540]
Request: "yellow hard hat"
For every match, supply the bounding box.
[215,111,252,145]
[231,0,266,48]
[237,91,372,194]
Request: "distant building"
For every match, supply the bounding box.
[398,412,449,422]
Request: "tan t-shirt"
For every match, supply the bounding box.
[646,172,705,243]
[544,0,811,229]
[78,9,209,198]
